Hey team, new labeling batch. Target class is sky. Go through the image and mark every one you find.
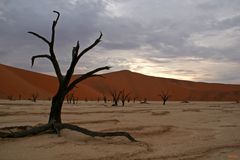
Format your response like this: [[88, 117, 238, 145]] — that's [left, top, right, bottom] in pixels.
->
[[0, 0, 240, 84]]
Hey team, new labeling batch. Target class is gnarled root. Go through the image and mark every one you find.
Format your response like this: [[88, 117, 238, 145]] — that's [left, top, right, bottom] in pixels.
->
[[0, 123, 137, 142], [56, 123, 137, 142], [0, 124, 51, 138]]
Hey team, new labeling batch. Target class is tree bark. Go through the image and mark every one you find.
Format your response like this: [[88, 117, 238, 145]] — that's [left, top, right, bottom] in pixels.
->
[[163, 100, 166, 105], [48, 89, 65, 124]]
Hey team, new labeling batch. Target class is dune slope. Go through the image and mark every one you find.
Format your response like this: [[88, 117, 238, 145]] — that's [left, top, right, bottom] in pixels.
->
[[0, 64, 240, 101]]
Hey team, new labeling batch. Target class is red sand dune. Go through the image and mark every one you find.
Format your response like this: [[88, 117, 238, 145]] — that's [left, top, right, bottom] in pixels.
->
[[0, 63, 240, 101]]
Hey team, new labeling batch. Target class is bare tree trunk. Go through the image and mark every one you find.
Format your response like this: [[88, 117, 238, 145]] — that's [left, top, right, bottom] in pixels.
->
[[48, 84, 66, 124], [48, 94, 64, 124], [163, 100, 166, 105]]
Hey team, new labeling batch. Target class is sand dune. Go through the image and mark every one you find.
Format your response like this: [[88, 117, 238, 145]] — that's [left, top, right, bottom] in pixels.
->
[[1, 63, 240, 101]]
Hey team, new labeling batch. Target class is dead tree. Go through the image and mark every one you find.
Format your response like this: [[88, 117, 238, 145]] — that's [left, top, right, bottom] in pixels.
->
[[66, 93, 77, 104], [120, 90, 130, 106], [7, 95, 13, 101], [140, 98, 148, 104], [31, 93, 38, 102], [97, 97, 100, 103], [133, 96, 138, 103], [159, 90, 171, 105], [127, 97, 131, 103], [110, 89, 122, 106], [103, 95, 107, 103], [0, 11, 136, 142]]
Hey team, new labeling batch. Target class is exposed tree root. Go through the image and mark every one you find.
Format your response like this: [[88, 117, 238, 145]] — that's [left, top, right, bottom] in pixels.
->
[[57, 123, 137, 142], [0, 123, 137, 142], [0, 124, 51, 138]]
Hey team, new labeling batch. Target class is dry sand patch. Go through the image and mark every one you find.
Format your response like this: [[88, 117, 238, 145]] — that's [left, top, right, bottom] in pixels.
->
[[0, 101, 240, 160]]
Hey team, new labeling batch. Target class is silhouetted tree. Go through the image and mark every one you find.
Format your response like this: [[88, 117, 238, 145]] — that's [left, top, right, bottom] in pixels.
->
[[7, 95, 13, 101], [97, 96, 100, 103], [103, 95, 107, 103], [127, 97, 131, 103], [159, 90, 171, 105], [66, 93, 78, 104], [120, 90, 130, 106], [66, 93, 75, 104], [110, 89, 122, 106], [31, 93, 38, 102], [140, 98, 148, 104], [181, 100, 189, 103], [0, 11, 136, 142], [133, 96, 138, 103]]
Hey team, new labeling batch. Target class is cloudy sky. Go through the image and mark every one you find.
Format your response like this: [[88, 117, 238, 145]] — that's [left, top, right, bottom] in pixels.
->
[[0, 0, 240, 84]]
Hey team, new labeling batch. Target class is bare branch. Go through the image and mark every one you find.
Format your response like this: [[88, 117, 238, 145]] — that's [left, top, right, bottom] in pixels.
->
[[72, 41, 80, 59], [66, 66, 110, 94], [28, 32, 50, 45], [31, 54, 52, 67], [28, 11, 63, 82], [91, 74, 105, 79], [65, 33, 103, 85], [77, 32, 102, 60], [51, 11, 60, 45], [53, 11, 60, 22]]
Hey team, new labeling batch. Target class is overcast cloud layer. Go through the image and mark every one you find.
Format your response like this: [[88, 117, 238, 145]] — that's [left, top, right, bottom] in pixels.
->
[[0, 0, 240, 84]]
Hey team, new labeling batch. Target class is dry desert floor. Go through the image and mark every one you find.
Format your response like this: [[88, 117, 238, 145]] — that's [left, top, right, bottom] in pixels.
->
[[0, 100, 240, 160]]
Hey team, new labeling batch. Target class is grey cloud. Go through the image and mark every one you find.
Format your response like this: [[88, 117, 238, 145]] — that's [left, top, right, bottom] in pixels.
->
[[0, 0, 240, 83]]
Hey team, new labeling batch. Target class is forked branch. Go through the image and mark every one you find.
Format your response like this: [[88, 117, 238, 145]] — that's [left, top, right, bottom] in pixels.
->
[[31, 54, 52, 67], [51, 11, 60, 46], [27, 32, 50, 45], [65, 33, 103, 84], [77, 32, 102, 60], [28, 11, 63, 82], [66, 66, 110, 94]]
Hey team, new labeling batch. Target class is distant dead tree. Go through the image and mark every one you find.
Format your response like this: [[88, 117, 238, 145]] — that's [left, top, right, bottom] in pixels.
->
[[140, 98, 148, 104], [110, 89, 122, 106], [0, 11, 136, 142], [181, 100, 189, 103], [159, 90, 171, 105], [120, 90, 130, 106], [103, 95, 107, 103], [133, 96, 138, 103], [68, 93, 78, 104], [31, 93, 38, 102], [233, 90, 240, 103], [97, 96, 100, 103], [7, 95, 13, 101], [66, 93, 73, 104], [127, 97, 131, 103]]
